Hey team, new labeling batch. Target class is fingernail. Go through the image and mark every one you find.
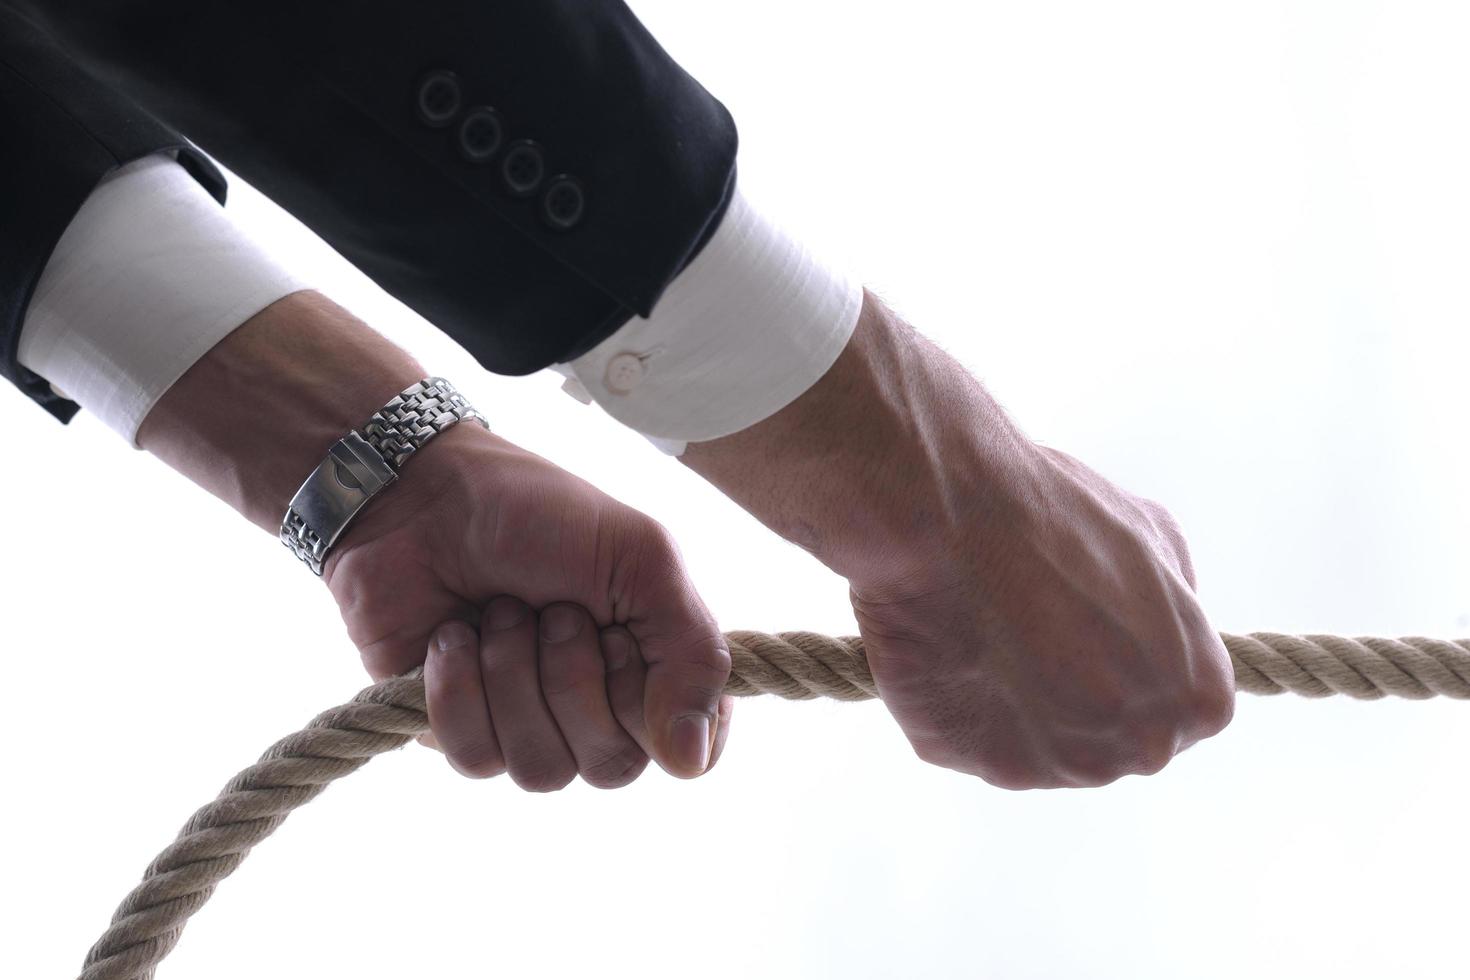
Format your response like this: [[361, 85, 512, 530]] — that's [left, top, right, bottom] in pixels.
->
[[602, 630, 630, 671], [435, 621, 475, 652], [486, 596, 527, 630], [672, 713, 713, 776], [540, 604, 584, 643]]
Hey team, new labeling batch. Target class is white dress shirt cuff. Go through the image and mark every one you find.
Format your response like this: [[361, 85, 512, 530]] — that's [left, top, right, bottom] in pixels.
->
[[19, 154, 858, 460], [552, 180, 863, 456], [17, 153, 312, 448]]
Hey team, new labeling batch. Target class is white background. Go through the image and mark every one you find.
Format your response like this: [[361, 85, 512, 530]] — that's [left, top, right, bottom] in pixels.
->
[[6, 2, 1470, 977]]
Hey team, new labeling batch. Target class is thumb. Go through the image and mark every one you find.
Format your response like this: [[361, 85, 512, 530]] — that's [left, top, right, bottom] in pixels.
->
[[625, 532, 731, 779]]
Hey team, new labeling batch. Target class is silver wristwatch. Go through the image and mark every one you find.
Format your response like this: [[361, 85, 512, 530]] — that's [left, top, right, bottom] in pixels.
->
[[280, 377, 488, 575]]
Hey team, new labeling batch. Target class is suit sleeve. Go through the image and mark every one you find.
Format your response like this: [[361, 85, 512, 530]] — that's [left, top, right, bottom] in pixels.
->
[[0, 3, 227, 422], [0, 0, 739, 423]]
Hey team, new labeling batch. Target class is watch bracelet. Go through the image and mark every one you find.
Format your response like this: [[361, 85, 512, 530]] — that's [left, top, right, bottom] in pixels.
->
[[362, 376, 488, 469], [279, 377, 488, 574]]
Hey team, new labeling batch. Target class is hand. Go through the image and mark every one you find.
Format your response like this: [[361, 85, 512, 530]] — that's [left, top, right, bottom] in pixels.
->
[[846, 438, 1234, 789], [681, 290, 1234, 789], [323, 422, 735, 790], [138, 290, 733, 791]]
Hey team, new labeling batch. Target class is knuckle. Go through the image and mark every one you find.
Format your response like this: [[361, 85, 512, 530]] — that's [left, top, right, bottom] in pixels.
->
[[685, 636, 734, 680], [1175, 641, 1238, 738], [512, 766, 576, 794], [623, 513, 680, 565], [968, 747, 1061, 791], [450, 746, 505, 780], [434, 726, 503, 778], [643, 518, 680, 554], [1192, 678, 1237, 736], [904, 702, 1056, 789], [910, 736, 949, 769], [908, 725, 969, 773], [978, 763, 1046, 791], [1064, 762, 1128, 789], [581, 746, 648, 790], [508, 752, 577, 794], [1140, 496, 1180, 531], [1135, 729, 1179, 776], [641, 625, 732, 692], [1050, 738, 1133, 788], [1057, 724, 1179, 784], [910, 733, 1001, 781]]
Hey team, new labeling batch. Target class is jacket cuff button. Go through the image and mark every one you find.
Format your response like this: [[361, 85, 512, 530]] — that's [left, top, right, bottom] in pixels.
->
[[415, 70, 462, 128], [457, 107, 504, 162], [500, 139, 546, 197], [541, 175, 585, 230]]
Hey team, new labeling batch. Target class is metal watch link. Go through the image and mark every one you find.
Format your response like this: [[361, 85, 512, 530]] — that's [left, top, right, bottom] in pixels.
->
[[280, 377, 488, 575]]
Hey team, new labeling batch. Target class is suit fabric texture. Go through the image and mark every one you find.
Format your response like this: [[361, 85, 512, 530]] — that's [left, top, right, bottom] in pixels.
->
[[0, 0, 739, 423]]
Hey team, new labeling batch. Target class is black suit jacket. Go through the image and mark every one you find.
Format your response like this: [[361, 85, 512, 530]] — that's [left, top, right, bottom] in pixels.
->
[[0, 1, 738, 423]]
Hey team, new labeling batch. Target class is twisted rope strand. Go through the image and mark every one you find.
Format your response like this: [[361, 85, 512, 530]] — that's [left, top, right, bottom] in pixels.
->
[[80, 630, 1470, 979], [1224, 633, 1470, 698]]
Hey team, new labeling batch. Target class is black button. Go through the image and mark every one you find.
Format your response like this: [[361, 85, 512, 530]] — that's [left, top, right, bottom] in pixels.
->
[[457, 107, 504, 162], [415, 70, 461, 128], [500, 139, 546, 197], [541, 176, 586, 231]]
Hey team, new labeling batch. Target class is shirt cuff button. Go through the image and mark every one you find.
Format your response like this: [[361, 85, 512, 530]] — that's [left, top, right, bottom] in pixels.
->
[[604, 353, 646, 395]]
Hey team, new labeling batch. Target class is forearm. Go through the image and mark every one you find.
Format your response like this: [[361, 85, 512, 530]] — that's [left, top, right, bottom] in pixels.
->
[[679, 290, 1039, 582], [135, 290, 428, 533]]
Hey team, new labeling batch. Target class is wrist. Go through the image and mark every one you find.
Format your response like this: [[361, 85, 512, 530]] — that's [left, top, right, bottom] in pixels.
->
[[680, 290, 1038, 582], [317, 417, 500, 584], [137, 290, 429, 532]]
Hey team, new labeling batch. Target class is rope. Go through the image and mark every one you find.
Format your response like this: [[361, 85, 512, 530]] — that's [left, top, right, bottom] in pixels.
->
[[79, 629, 1470, 979]]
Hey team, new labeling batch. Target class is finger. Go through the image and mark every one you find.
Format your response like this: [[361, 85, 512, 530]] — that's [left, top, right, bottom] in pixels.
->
[[479, 596, 578, 793], [424, 621, 505, 779], [627, 533, 731, 779], [600, 631, 734, 776], [538, 603, 648, 790], [417, 731, 442, 752], [707, 694, 735, 772], [602, 625, 649, 750]]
